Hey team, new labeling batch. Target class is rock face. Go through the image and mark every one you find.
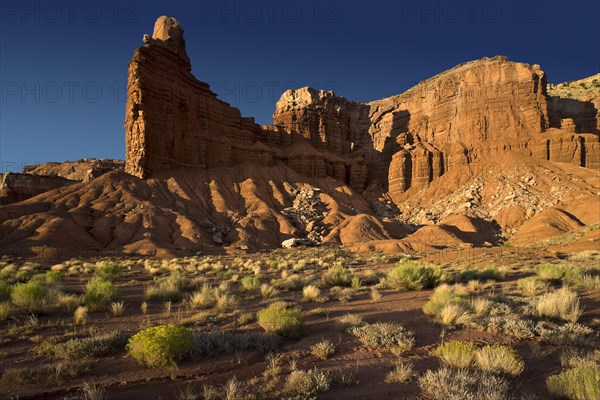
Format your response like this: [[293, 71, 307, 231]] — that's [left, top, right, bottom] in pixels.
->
[[271, 57, 599, 200], [23, 159, 123, 181], [0, 173, 75, 205]]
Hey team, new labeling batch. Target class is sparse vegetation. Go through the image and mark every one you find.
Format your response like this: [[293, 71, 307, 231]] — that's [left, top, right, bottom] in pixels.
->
[[435, 341, 477, 369]]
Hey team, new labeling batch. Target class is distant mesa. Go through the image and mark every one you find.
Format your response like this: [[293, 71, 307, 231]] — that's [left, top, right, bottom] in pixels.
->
[[1, 16, 598, 259]]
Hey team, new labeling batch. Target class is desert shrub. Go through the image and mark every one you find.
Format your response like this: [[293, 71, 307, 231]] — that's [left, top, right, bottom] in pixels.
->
[[321, 266, 353, 287], [273, 274, 306, 291], [387, 261, 442, 290], [517, 277, 548, 296], [84, 277, 118, 311], [284, 368, 331, 400], [0, 302, 12, 321], [11, 279, 53, 312], [351, 276, 362, 290], [257, 302, 303, 338], [310, 340, 335, 360], [349, 322, 414, 354], [0, 360, 91, 387], [423, 284, 470, 318], [435, 341, 477, 369], [535, 263, 572, 282], [336, 314, 363, 331], [475, 345, 525, 376], [457, 266, 502, 283], [0, 281, 10, 301], [94, 261, 121, 280], [539, 322, 594, 346], [385, 361, 414, 383], [537, 287, 581, 322], [31, 270, 62, 287], [419, 367, 510, 400], [546, 367, 600, 400], [330, 286, 353, 302], [240, 276, 261, 291], [35, 331, 129, 360], [127, 325, 193, 368], [561, 349, 600, 369], [188, 331, 277, 359]]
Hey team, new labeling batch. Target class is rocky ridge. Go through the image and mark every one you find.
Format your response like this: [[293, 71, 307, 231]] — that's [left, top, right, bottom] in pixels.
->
[[1, 16, 598, 258]]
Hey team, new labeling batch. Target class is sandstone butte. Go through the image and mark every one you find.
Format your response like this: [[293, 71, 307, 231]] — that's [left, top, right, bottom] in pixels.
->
[[1, 16, 599, 259]]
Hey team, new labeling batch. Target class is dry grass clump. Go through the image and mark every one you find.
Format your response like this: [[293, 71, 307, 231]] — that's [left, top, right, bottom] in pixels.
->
[[536, 287, 582, 323], [73, 306, 88, 325], [302, 285, 324, 303], [0, 301, 12, 321], [435, 341, 477, 369], [385, 361, 414, 383], [260, 284, 278, 299], [187, 284, 216, 309], [110, 301, 125, 316], [517, 277, 549, 296], [330, 286, 353, 303], [310, 340, 335, 360], [475, 345, 525, 377], [214, 291, 238, 314], [423, 284, 472, 326], [370, 287, 382, 302], [240, 276, 261, 292], [419, 367, 510, 400], [434, 342, 524, 377], [349, 322, 414, 354], [561, 349, 600, 369]]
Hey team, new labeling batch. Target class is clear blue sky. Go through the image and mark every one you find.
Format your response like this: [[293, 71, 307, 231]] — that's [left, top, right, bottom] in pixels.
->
[[1, 0, 599, 170]]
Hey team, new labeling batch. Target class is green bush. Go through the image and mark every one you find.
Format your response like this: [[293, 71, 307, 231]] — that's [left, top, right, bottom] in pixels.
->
[[94, 261, 121, 279], [11, 280, 52, 312], [321, 266, 353, 287], [240, 276, 261, 291], [257, 302, 303, 338], [457, 266, 502, 283], [127, 325, 193, 368], [546, 367, 600, 400], [83, 277, 118, 311], [535, 263, 573, 282], [387, 261, 442, 290]]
